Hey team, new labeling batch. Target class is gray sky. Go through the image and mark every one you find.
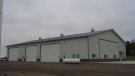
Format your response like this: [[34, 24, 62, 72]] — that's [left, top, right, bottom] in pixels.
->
[[1, 0, 135, 57]]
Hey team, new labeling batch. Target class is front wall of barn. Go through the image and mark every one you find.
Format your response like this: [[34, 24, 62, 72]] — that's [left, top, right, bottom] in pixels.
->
[[88, 31, 126, 60]]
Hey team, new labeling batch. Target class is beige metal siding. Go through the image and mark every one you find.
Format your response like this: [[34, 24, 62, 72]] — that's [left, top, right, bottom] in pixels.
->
[[18, 46, 25, 61], [61, 37, 88, 59]]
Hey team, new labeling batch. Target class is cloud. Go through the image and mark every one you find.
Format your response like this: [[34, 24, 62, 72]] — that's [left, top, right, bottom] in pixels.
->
[[1, 0, 135, 57]]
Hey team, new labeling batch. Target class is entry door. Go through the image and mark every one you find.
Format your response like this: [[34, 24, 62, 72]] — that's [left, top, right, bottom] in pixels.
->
[[41, 44, 60, 62], [26, 46, 37, 61], [8, 48, 19, 61]]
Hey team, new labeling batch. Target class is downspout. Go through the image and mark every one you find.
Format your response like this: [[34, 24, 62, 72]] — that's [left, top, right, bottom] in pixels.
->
[[87, 36, 89, 59], [98, 39, 101, 61]]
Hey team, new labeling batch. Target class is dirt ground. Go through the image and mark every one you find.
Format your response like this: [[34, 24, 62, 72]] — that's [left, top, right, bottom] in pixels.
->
[[0, 61, 135, 76]]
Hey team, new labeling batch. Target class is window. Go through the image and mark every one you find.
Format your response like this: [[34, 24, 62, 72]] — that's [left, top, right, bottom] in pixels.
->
[[72, 54, 74, 58], [104, 54, 108, 58], [113, 55, 116, 58], [123, 55, 125, 58], [92, 54, 96, 58], [63, 54, 65, 59], [72, 54, 79, 58]]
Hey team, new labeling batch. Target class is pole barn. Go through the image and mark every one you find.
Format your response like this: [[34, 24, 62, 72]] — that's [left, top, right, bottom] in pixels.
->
[[7, 29, 126, 62]]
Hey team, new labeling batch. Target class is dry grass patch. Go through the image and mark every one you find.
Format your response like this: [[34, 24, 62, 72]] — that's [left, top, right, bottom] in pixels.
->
[[6, 72, 58, 76]]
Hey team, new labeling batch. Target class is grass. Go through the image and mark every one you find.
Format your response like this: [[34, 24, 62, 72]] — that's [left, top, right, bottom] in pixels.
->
[[127, 55, 135, 61], [18, 72, 56, 76], [7, 72, 57, 76]]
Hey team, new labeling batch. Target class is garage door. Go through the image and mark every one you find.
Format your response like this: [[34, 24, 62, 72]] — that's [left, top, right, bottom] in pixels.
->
[[100, 39, 119, 59], [26, 46, 37, 61], [41, 44, 60, 62], [8, 48, 19, 61]]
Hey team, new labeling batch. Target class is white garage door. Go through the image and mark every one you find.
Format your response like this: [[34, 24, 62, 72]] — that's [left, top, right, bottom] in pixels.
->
[[41, 44, 60, 62], [26, 46, 37, 61], [8, 48, 19, 61], [100, 40, 119, 59]]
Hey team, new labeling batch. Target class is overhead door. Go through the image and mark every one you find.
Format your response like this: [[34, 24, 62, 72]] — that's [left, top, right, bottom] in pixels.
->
[[8, 48, 19, 61], [26, 46, 37, 61], [100, 39, 119, 59], [41, 44, 60, 62]]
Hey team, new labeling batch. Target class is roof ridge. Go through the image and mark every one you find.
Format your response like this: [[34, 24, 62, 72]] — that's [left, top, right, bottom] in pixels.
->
[[7, 29, 113, 47]]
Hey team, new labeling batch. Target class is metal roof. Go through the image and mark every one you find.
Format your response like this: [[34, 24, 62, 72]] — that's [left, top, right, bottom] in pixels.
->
[[7, 29, 125, 47]]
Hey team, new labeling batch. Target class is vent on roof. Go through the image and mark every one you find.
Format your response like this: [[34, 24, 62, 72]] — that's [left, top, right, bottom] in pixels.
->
[[60, 33, 64, 37], [39, 37, 42, 40], [91, 28, 95, 32]]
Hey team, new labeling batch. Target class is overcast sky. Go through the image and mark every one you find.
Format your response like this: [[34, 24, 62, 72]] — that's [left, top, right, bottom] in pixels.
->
[[0, 0, 135, 57]]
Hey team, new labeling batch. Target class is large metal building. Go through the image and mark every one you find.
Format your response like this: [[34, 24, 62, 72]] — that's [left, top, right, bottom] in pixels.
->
[[7, 29, 126, 62]]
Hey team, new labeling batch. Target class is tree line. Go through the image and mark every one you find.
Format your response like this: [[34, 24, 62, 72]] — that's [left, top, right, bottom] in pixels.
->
[[126, 40, 135, 56]]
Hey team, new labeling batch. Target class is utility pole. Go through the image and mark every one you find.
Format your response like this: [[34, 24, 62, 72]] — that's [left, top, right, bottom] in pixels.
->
[[0, 0, 3, 57]]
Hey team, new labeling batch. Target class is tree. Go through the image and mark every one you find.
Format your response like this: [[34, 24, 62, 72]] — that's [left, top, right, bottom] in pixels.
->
[[130, 39, 135, 55], [126, 39, 135, 56], [126, 41, 131, 56]]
